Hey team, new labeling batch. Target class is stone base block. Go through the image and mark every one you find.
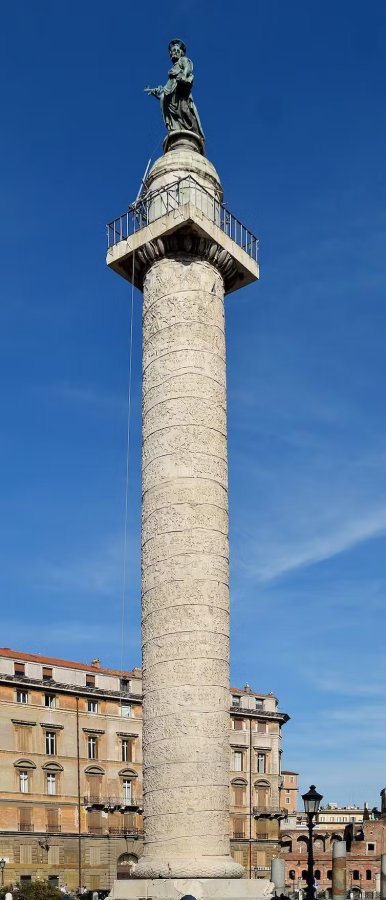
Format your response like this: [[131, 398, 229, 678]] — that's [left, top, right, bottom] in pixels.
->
[[108, 877, 274, 900]]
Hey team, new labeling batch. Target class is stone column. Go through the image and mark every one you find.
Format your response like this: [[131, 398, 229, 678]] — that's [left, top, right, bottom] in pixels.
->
[[332, 841, 346, 900], [136, 246, 240, 879], [106, 141, 259, 893]]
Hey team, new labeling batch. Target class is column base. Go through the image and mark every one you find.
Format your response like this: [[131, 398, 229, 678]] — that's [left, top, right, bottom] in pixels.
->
[[108, 877, 274, 900]]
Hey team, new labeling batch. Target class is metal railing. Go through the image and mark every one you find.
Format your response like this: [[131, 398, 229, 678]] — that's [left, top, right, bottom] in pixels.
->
[[253, 806, 287, 817], [108, 827, 144, 838], [46, 825, 61, 832], [19, 824, 34, 832], [84, 794, 142, 809], [107, 176, 258, 265]]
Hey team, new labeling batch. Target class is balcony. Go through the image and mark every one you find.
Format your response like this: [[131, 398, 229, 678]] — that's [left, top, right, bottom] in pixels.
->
[[88, 826, 104, 835], [253, 806, 288, 820], [232, 832, 246, 840], [107, 176, 258, 265], [108, 827, 144, 839], [46, 825, 61, 832], [19, 824, 34, 832], [84, 795, 143, 812]]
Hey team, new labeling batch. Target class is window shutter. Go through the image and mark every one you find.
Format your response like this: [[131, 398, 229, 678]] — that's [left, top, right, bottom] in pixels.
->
[[48, 846, 59, 865], [47, 808, 59, 829]]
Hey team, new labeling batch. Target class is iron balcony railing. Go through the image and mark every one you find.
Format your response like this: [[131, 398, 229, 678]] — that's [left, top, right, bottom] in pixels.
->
[[108, 827, 144, 838], [84, 794, 142, 810], [107, 176, 259, 265]]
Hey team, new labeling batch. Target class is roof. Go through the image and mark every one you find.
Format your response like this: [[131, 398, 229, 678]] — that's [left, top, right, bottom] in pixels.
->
[[282, 770, 299, 775], [0, 648, 138, 678], [230, 685, 277, 700]]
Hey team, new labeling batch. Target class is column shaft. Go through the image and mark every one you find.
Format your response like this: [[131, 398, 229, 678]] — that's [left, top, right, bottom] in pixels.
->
[[136, 255, 242, 879]]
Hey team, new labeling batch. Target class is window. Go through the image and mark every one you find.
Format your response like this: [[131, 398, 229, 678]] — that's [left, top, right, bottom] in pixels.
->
[[88, 700, 98, 713], [327, 871, 332, 880], [90, 847, 101, 866], [233, 751, 243, 772], [45, 731, 56, 755], [233, 718, 243, 731], [48, 847, 59, 865], [88, 736, 97, 759], [19, 808, 32, 832], [17, 690, 28, 704], [121, 739, 133, 763], [15, 725, 32, 752], [367, 843, 375, 851], [45, 694, 56, 708], [302, 871, 308, 881], [121, 704, 132, 718], [19, 771, 29, 793], [122, 778, 132, 803], [86, 674, 95, 687], [353, 871, 360, 881], [88, 810, 102, 834], [47, 808, 60, 832], [42, 666, 53, 681], [20, 846, 33, 864], [255, 698, 263, 709], [15, 662, 25, 675], [233, 784, 246, 806], [257, 720, 266, 733], [257, 753, 266, 774], [289, 871, 296, 881], [366, 871, 372, 881], [314, 871, 321, 880], [120, 678, 130, 692], [232, 695, 241, 707], [286, 797, 290, 804], [47, 773, 56, 795]]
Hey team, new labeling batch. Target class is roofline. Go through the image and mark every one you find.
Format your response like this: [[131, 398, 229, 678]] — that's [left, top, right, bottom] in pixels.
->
[[0, 648, 138, 679]]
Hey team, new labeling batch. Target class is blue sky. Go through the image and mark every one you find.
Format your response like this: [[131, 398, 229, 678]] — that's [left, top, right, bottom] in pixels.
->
[[1, 1, 386, 808]]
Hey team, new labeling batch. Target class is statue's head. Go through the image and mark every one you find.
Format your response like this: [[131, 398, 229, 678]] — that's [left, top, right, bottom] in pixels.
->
[[169, 39, 186, 61]]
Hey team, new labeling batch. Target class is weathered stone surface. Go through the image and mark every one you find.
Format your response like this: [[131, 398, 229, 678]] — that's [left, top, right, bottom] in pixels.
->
[[139, 165, 238, 876], [109, 878, 273, 899]]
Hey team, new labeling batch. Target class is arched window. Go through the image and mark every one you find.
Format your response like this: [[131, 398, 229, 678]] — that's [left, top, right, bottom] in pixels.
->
[[302, 870, 308, 881], [254, 780, 270, 810], [289, 870, 296, 881], [366, 870, 372, 881], [119, 768, 138, 807], [20, 770, 29, 793], [122, 778, 132, 803], [117, 853, 138, 880], [231, 778, 247, 807], [327, 870, 332, 880], [314, 870, 321, 880], [352, 870, 360, 881]]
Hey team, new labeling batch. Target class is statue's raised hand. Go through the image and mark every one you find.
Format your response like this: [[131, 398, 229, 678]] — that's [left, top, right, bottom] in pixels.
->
[[144, 85, 163, 99]]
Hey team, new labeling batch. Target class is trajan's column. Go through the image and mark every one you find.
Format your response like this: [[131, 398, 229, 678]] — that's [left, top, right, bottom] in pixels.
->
[[107, 40, 267, 900]]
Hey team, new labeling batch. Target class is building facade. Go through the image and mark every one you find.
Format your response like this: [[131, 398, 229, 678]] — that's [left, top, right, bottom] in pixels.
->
[[0, 649, 289, 888], [280, 806, 384, 894]]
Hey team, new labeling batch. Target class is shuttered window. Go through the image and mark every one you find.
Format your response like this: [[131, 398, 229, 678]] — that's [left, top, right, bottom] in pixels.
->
[[20, 845, 33, 864]]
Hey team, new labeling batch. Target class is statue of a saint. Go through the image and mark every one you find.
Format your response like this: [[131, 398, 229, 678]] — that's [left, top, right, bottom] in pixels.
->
[[145, 39, 205, 141]]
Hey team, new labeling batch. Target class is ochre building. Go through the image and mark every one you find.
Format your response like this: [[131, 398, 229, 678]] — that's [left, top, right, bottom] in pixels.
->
[[0, 648, 289, 889]]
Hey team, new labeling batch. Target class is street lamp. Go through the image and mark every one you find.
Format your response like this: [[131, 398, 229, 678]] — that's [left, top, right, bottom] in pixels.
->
[[0, 858, 6, 886], [302, 785, 323, 900]]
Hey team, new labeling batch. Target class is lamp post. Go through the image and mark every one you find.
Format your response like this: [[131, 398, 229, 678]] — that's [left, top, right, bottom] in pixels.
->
[[0, 858, 6, 886], [302, 785, 323, 900]]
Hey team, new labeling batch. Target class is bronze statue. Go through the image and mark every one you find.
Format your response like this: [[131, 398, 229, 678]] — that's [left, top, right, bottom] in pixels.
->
[[145, 39, 205, 141]]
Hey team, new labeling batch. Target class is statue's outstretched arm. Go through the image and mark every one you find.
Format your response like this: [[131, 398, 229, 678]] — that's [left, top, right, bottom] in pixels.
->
[[144, 85, 163, 99]]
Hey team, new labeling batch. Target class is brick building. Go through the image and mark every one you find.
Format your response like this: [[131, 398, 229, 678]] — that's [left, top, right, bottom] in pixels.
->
[[280, 805, 384, 894], [0, 648, 290, 889]]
